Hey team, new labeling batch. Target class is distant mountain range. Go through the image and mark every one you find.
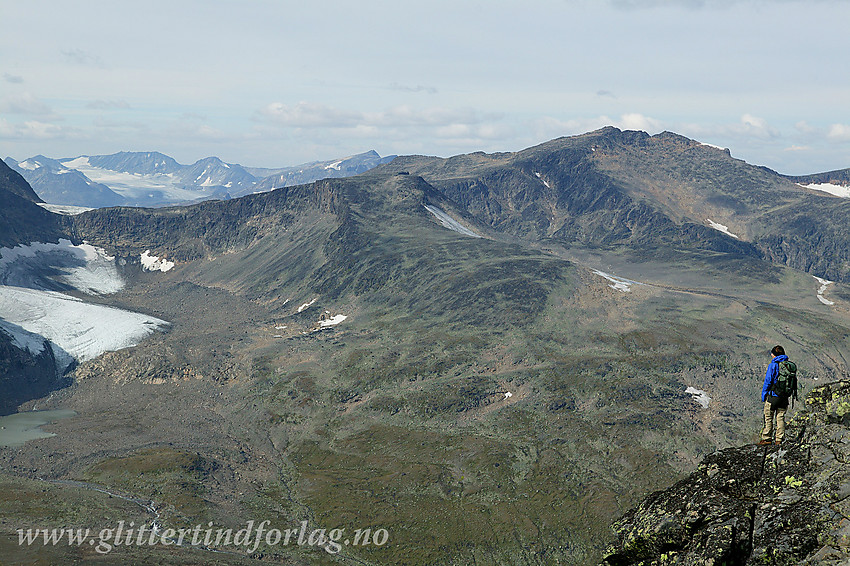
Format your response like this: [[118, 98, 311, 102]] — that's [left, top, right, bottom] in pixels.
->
[[4, 149, 395, 208]]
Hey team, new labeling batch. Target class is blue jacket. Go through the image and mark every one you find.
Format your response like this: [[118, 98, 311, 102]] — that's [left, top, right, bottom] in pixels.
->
[[762, 354, 788, 401]]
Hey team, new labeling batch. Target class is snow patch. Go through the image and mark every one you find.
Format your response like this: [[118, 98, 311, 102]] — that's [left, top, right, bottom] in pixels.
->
[[706, 219, 739, 239], [18, 160, 41, 170], [324, 160, 343, 171], [423, 204, 481, 238], [534, 172, 551, 189], [36, 203, 94, 216], [685, 387, 711, 408], [700, 143, 727, 150], [815, 276, 834, 306], [592, 270, 642, 293], [140, 251, 174, 272], [0, 239, 123, 295], [297, 297, 317, 313], [801, 182, 850, 198], [504, 391, 513, 399], [275, 325, 287, 330], [319, 314, 347, 327]]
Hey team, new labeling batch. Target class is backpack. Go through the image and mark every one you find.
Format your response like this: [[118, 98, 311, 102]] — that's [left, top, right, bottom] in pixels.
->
[[772, 360, 798, 405]]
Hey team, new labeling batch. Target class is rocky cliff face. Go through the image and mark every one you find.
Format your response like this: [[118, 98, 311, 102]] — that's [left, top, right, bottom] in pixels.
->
[[0, 331, 63, 416], [601, 380, 850, 566], [0, 160, 63, 248], [0, 158, 43, 203]]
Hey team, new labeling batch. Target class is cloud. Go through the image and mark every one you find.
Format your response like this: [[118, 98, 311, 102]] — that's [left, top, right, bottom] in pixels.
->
[[739, 113, 779, 138], [253, 101, 512, 156], [0, 118, 66, 140], [366, 106, 498, 128], [0, 93, 55, 116], [258, 102, 501, 133], [784, 145, 810, 152], [533, 113, 664, 140], [794, 121, 819, 135], [596, 90, 617, 98], [3, 73, 23, 84], [608, 0, 804, 9], [618, 113, 664, 132], [86, 99, 131, 110], [827, 123, 850, 141], [61, 48, 105, 68], [168, 122, 226, 140], [387, 83, 438, 94], [259, 102, 362, 128]]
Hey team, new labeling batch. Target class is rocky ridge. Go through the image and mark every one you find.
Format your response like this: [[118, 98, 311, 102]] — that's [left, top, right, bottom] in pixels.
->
[[601, 380, 850, 566]]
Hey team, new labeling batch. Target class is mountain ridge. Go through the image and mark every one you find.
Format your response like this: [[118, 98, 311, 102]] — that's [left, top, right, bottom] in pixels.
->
[[376, 127, 850, 282], [6, 149, 396, 208]]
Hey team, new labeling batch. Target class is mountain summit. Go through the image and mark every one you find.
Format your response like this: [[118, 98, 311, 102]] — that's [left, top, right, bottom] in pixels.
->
[[379, 127, 850, 282]]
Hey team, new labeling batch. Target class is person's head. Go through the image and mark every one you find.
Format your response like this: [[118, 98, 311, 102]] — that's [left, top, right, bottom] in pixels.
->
[[771, 345, 785, 357]]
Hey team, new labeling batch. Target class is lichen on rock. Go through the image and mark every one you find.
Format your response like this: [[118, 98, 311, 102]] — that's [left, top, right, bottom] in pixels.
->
[[601, 380, 850, 566]]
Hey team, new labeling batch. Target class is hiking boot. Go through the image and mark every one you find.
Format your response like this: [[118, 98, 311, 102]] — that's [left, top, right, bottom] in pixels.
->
[[775, 440, 782, 445]]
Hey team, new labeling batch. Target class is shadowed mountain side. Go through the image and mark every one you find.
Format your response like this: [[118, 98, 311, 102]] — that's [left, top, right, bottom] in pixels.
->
[[750, 196, 850, 282], [0, 161, 63, 248], [0, 158, 42, 203], [376, 127, 850, 282], [65, 179, 346, 262], [0, 327, 66, 416]]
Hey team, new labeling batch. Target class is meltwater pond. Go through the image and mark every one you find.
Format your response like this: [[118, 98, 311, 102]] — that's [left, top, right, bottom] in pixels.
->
[[0, 409, 76, 447]]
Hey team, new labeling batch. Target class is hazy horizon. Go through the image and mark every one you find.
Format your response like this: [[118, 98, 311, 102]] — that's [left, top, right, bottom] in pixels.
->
[[2, 0, 849, 175]]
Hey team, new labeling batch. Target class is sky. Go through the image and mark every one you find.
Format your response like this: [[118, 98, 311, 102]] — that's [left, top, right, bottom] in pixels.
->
[[1, 0, 848, 175]]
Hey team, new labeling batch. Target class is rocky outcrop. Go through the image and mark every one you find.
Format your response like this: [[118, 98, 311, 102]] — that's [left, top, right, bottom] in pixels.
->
[[0, 160, 63, 247], [0, 158, 42, 203], [789, 168, 850, 187], [0, 330, 65, 416], [601, 381, 850, 565]]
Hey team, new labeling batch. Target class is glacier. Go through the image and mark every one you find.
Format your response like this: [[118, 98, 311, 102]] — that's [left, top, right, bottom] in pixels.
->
[[0, 240, 169, 372]]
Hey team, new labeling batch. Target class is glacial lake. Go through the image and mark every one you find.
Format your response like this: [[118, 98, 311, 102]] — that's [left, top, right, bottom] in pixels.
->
[[0, 409, 77, 447]]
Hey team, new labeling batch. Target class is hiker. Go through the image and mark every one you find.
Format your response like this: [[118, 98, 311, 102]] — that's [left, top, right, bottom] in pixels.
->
[[759, 345, 797, 445]]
